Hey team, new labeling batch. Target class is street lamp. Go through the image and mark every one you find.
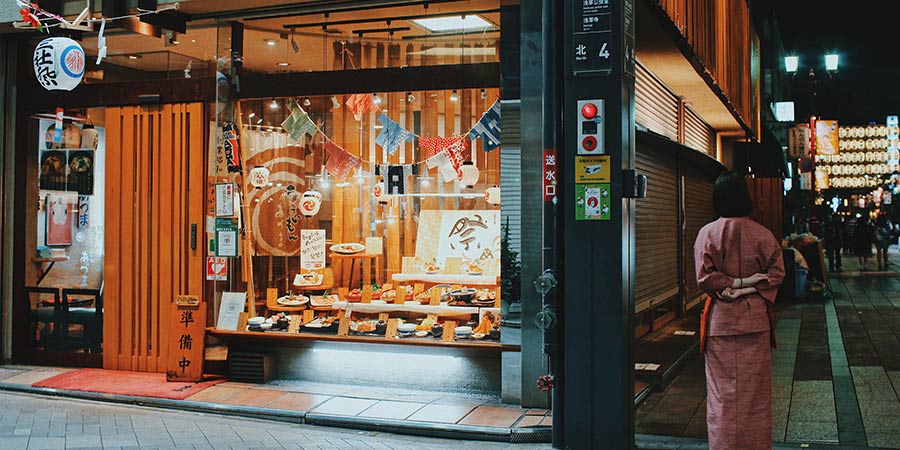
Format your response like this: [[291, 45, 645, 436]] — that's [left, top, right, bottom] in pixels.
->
[[825, 54, 839, 72], [785, 55, 799, 74]]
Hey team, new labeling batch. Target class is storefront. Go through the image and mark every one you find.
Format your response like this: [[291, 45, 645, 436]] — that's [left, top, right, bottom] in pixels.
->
[[5, 0, 544, 406]]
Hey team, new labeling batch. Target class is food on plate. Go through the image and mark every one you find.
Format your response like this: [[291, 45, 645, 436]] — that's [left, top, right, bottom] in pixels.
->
[[330, 243, 365, 254], [277, 293, 308, 306], [422, 260, 442, 274], [448, 288, 477, 305], [414, 285, 452, 304], [303, 316, 337, 329], [309, 294, 338, 308], [464, 261, 484, 275], [351, 320, 378, 333], [69, 155, 92, 173], [294, 272, 323, 286], [473, 313, 494, 335], [41, 154, 66, 176], [470, 288, 498, 306], [416, 318, 436, 331], [346, 286, 382, 302]]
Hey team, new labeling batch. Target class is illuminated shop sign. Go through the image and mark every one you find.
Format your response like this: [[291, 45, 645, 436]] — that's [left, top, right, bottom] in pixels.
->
[[818, 125, 900, 189]]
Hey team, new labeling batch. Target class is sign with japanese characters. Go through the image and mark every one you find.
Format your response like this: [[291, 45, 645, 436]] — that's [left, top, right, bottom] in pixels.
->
[[206, 257, 227, 281], [166, 298, 205, 382], [215, 183, 235, 217], [415, 210, 501, 271], [215, 218, 239, 257], [572, 0, 612, 74], [544, 149, 558, 201], [300, 229, 326, 270], [575, 155, 611, 183], [575, 183, 611, 220]]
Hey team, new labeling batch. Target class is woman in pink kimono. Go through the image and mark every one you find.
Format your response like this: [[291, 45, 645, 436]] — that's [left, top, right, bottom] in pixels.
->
[[694, 171, 785, 450]]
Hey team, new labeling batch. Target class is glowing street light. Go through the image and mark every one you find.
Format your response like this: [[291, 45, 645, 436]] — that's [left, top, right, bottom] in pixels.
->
[[785, 55, 799, 74], [825, 54, 839, 72]]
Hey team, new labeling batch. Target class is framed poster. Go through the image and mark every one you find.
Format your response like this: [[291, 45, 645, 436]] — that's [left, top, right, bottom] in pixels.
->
[[67, 150, 94, 195], [216, 292, 246, 331], [215, 218, 239, 257], [39, 150, 68, 191], [46, 191, 77, 246]]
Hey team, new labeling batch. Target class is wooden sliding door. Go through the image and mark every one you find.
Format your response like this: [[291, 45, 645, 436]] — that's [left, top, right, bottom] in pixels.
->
[[103, 103, 205, 372]]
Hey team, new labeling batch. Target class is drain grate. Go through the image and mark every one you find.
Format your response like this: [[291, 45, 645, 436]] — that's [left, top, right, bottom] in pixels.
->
[[510, 428, 552, 443], [229, 352, 275, 383]]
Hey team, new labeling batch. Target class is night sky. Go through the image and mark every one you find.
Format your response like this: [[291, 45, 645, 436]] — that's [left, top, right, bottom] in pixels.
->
[[774, 2, 900, 126]]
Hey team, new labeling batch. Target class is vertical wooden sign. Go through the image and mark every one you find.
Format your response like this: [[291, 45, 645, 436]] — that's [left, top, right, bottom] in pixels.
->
[[166, 297, 206, 382]]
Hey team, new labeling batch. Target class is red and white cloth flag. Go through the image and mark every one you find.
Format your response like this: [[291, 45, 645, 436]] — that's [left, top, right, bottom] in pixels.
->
[[324, 141, 361, 180], [420, 136, 467, 181], [345, 94, 380, 121]]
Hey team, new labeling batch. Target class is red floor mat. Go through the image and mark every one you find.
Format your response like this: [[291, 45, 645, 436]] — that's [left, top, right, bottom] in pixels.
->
[[32, 368, 224, 400]]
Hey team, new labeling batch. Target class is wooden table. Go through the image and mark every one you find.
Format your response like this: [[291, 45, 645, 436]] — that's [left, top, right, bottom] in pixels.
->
[[331, 252, 381, 288]]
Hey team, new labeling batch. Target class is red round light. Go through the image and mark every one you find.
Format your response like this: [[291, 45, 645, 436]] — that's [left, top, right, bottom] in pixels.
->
[[581, 103, 598, 119]]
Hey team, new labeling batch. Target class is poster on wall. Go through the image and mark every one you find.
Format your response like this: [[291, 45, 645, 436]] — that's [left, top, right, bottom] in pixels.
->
[[46, 191, 77, 246], [67, 150, 94, 195], [216, 292, 246, 331], [215, 183, 235, 217], [815, 120, 839, 155], [300, 229, 326, 270], [416, 210, 501, 270], [40, 150, 68, 190]]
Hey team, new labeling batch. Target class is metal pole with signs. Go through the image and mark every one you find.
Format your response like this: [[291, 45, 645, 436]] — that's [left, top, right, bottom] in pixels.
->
[[557, 0, 637, 448]]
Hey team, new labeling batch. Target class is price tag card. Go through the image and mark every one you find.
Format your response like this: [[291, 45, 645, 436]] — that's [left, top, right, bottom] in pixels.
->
[[394, 287, 406, 305], [385, 318, 399, 338], [430, 288, 442, 306], [337, 316, 351, 336], [237, 312, 249, 331], [444, 257, 462, 274], [302, 310, 314, 324], [442, 320, 457, 342], [288, 316, 302, 333], [361, 285, 373, 303], [494, 286, 502, 308], [378, 312, 390, 322], [267, 288, 278, 306]]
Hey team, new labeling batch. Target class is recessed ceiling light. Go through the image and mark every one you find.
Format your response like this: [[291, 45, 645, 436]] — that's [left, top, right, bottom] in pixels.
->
[[276, 62, 290, 66], [128, 55, 141, 60], [265, 39, 278, 47], [411, 15, 493, 32], [171, 40, 180, 45], [191, 39, 197, 43]]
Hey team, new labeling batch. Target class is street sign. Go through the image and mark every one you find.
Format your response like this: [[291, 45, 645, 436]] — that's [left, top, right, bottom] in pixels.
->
[[572, 0, 613, 74]]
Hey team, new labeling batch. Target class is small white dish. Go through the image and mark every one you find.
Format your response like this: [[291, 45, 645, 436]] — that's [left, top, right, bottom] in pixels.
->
[[259, 322, 273, 330], [415, 330, 428, 338], [248, 316, 266, 326], [398, 323, 417, 333]]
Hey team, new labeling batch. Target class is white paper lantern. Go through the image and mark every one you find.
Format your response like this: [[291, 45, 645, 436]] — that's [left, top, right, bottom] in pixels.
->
[[247, 166, 270, 188], [372, 182, 387, 202], [80, 124, 99, 150], [485, 186, 501, 205], [459, 161, 480, 187], [299, 190, 322, 216], [33, 37, 85, 91]]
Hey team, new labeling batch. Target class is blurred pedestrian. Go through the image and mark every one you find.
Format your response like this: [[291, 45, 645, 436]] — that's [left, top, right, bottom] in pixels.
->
[[695, 171, 784, 450], [824, 214, 844, 272], [855, 216, 874, 271], [874, 215, 892, 271]]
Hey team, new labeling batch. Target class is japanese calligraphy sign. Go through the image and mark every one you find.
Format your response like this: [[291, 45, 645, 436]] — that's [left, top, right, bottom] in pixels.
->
[[33, 37, 85, 91], [215, 183, 235, 217], [166, 298, 206, 382], [544, 149, 558, 201], [300, 229, 326, 270], [415, 210, 501, 270]]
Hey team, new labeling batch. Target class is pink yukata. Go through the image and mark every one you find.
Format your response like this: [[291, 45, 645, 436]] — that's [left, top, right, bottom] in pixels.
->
[[694, 217, 785, 450]]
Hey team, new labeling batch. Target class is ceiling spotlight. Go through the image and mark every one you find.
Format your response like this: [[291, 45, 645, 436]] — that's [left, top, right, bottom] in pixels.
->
[[406, 92, 416, 102], [303, 97, 312, 107], [290, 29, 300, 54], [270, 99, 279, 110], [128, 54, 141, 60], [480, 88, 487, 99], [373, 93, 383, 105], [248, 112, 256, 119], [276, 61, 290, 67], [257, 118, 264, 124], [331, 96, 341, 109], [265, 39, 278, 47], [450, 90, 459, 102]]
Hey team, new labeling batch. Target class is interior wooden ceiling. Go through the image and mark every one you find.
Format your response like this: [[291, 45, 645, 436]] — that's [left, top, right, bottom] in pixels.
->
[[80, 0, 500, 73]]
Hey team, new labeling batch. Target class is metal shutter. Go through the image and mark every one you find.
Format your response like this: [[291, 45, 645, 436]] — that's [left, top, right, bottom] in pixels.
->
[[684, 105, 717, 158], [682, 169, 717, 311], [635, 62, 679, 141], [500, 100, 521, 253], [635, 144, 679, 314]]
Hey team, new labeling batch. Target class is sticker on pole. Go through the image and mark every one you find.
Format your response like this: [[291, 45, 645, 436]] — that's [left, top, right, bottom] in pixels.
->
[[575, 184, 610, 221], [206, 257, 227, 281], [575, 155, 610, 183]]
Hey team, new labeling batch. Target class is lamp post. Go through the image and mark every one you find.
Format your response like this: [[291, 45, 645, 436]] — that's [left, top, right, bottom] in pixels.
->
[[785, 53, 839, 226]]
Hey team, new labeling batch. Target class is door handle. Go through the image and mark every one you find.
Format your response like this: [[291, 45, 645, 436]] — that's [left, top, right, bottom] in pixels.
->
[[190, 224, 197, 250]]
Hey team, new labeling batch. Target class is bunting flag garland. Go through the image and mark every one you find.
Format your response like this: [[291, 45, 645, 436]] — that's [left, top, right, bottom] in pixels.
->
[[421, 136, 467, 181], [281, 103, 319, 141], [324, 141, 361, 179], [469, 100, 501, 151], [345, 94, 380, 121], [376, 164, 415, 195], [375, 114, 414, 155]]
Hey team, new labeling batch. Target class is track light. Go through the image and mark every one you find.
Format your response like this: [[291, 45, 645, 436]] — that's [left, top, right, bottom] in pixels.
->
[[270, 99, 279, 110], [303, 97, 312, 107], [407, 92, 416, 102], [373, 93, 383, 105], [481, 88, 487, 99], [331, 96, 341, 109], [450, 90, 459, 102]]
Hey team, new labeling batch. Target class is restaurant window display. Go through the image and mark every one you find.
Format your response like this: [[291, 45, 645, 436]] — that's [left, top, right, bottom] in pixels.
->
[[23, 110, 106, 359]]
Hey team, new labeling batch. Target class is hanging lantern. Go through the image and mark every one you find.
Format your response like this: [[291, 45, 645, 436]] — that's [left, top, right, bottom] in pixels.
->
[[300, 190, 322, 216], [485, 186, 501, 205], [80, 124, 99, 150], [372, 181, 387, 202], [33, 37, 85, 91], [459, 161, 480, 187], [247, 166, 271, 188]]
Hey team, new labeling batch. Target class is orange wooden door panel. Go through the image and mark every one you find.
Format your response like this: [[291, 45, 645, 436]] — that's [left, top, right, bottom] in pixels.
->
[[103, 103, 205, 372]]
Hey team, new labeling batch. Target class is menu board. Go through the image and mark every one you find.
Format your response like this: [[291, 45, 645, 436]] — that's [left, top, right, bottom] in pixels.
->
[[300, 229, 326, 269]]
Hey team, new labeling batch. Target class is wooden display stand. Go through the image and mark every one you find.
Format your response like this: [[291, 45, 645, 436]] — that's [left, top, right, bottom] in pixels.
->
[[166, 298, 206, 382]]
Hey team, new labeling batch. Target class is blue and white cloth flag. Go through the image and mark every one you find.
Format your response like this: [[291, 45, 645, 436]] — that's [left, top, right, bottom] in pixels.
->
[[469, 100, 501, 151], [375, 114, 414, 155]]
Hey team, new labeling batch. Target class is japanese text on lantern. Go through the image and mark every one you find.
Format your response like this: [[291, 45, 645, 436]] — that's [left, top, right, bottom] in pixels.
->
[[166, 297, 206, 382]]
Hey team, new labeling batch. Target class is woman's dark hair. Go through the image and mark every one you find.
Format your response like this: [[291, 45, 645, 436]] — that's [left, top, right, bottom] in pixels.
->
[[713, 171, 753, 218]]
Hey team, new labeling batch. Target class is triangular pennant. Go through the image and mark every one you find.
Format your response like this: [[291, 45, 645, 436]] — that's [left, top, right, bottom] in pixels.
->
[[469, 100, 501, 151], [375, 114, 414, 155]]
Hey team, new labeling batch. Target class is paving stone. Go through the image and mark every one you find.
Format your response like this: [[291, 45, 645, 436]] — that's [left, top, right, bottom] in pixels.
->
[[785, 420, 839, 443]]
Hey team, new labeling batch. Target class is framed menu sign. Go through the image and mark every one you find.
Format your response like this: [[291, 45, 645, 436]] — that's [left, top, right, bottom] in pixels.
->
[[300, 229, 326, 270]]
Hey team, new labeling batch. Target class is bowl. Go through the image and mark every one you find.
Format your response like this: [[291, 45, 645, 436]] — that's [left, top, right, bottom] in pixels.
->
[[449, 288, 476, 304], [259, 322, 273, 330], [415, 330, 429, 338], [248, 316, 266, 326], [398, 323, 417, 333], [471, 333, 486, 340], [454, 326, 473, 336], [431, 324, 444, 337]]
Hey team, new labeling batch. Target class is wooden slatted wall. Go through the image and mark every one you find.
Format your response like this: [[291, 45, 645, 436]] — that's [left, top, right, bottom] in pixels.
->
[[682, 169, 717, 311], [103, 103, 205, 372], [746, 177, 783, 240]]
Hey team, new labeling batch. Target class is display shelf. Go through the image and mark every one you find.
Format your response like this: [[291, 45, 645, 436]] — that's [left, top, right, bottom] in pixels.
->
[[332, 301, 480, 315], [391, 273, 499, 285], [207, 327, 519, 351]]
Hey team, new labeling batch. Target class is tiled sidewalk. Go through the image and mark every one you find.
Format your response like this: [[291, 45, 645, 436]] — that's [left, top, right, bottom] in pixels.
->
[[635, 276, 900, 448], [0, 366, 550, 443]]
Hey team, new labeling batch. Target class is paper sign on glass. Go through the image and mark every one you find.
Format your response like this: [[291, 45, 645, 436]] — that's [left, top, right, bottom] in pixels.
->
[[216, 292, 246, 331], [300, 229, 326, 269], [215, 183, 235, 217]]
